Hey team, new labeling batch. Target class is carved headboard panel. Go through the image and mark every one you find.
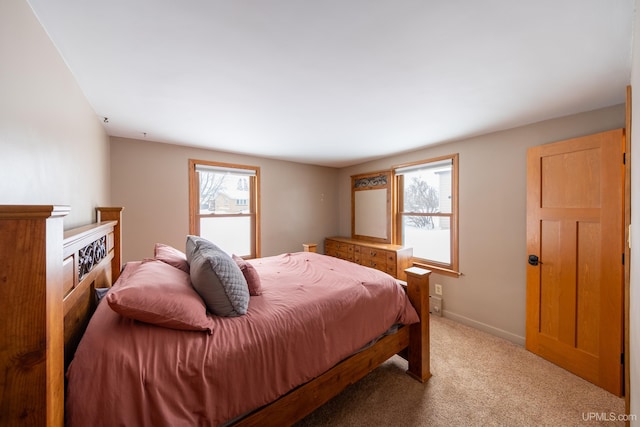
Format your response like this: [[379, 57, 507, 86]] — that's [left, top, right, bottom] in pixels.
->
[[62, 207, 122, 369]]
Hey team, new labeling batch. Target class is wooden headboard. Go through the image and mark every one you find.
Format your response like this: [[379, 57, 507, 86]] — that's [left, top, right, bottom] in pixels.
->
[[0, 206, 123, 427]]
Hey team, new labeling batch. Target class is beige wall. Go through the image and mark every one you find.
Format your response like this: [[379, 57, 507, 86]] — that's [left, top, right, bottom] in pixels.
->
[[629, 1, 639, 422], [339, 105, 625, 344], [110, 137, 339, 262], [0, 0, 110, 228]]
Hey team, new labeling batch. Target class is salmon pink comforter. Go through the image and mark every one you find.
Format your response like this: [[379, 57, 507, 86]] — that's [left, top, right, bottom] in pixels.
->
[[65, 252, 418, 426]]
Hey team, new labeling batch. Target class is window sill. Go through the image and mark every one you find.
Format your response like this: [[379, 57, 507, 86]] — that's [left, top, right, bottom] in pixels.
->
[[412, 261, 462, 278]]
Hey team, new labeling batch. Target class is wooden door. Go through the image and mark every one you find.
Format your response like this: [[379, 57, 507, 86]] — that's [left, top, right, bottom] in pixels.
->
[[526, 129, 624, 396]]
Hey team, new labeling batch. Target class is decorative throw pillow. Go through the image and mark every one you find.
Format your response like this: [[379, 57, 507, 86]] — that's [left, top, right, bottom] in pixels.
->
[[154, 243, 189, 273], [232, 254, 263, 296], [106, 259, 214, 333], [186, 235, 250, 317]]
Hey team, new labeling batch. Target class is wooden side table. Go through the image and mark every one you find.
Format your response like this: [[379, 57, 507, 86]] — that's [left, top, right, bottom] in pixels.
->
[[302, 243, 317, 253]]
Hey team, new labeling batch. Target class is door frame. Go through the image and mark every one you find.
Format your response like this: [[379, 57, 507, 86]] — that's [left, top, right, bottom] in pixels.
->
[[624, 85, 631, 416]]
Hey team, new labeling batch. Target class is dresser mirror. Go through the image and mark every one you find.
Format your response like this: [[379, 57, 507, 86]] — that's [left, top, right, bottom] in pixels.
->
[[351, 171, 392, 243]]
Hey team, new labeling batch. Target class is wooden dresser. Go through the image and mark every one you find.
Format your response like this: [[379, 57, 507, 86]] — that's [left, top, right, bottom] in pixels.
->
[[325, 237, 413, 281]]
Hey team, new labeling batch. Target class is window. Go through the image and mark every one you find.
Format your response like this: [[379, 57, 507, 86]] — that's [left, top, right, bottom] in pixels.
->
[[189, 160, 260, 258], [394, 154, 459, 275]]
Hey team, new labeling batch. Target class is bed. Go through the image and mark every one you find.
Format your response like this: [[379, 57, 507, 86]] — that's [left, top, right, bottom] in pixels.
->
[[0, 205, 431, 427]]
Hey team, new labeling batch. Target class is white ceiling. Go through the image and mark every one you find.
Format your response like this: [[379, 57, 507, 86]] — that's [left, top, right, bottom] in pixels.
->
[[27, 0, 633, 167]]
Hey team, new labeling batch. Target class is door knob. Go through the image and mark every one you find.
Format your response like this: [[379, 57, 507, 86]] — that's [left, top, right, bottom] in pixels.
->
[[528, 255, 540, 266]]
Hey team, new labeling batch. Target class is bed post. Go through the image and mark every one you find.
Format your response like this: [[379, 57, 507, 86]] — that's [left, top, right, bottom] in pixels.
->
[[405, 266, 432, 382], [0, 205, 70, 427], [96, 207, 123, 282]]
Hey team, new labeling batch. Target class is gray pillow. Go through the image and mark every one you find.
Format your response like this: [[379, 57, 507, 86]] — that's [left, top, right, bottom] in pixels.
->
[[186, 235, 250, 317]]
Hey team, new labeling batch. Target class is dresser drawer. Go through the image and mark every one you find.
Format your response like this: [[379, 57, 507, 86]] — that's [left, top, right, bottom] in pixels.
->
[[336, 242, 354, 254], [326, 239, 354, 260], [385, 251, 397, 264], [361, 247, 382, 258], [337, 250, 354, 261], [385, 251, 397, 276], [361, 252, 386, 270], [325, 240, 339, 257]]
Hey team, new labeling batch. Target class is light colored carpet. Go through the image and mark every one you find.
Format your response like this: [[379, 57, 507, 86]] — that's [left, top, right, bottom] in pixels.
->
[[296, 316, 625, 427]]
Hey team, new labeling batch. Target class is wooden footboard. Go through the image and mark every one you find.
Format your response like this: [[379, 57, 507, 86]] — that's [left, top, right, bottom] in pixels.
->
[[0, 206, 122, 427], [234, 267, 431, 426]]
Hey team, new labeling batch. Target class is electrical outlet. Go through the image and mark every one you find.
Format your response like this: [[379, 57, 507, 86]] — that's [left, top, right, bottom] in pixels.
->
[[430, 296, 442, 317], [435, 284, 443, 295]]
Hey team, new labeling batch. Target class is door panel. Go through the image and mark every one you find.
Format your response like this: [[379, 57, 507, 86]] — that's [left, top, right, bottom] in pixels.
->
[[539, 220, 562, 339], [576, 221, 601, 356], [526, 129, 623, 396], [541, 147, 600, 208]]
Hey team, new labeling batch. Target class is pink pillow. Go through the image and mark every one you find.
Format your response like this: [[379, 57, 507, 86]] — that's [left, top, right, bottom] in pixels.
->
[[107, 259, 213, 333], [232, 254, 263, 296], [154, 243, 189, 273]]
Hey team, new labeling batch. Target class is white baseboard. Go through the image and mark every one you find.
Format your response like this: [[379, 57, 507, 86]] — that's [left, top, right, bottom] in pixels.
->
[[441, 310, 526, 347]]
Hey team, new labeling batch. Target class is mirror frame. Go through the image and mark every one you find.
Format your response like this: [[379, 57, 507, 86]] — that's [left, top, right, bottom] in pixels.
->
[[351, 170, 392, 243]]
